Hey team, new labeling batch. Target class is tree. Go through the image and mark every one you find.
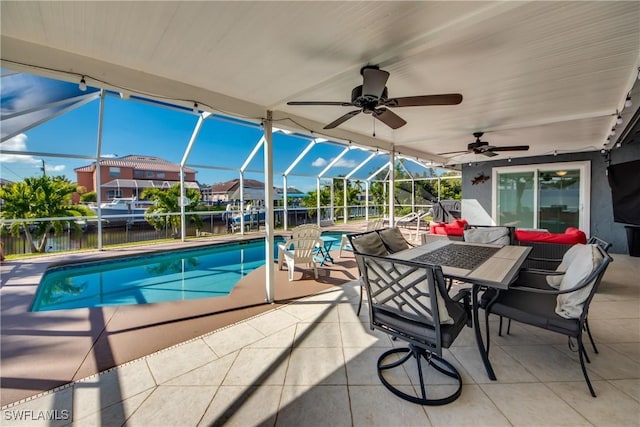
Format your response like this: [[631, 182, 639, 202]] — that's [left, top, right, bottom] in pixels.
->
[[0, 176, 94, 253], [142, 184, 202, 236], [80, 191, 97, 203]]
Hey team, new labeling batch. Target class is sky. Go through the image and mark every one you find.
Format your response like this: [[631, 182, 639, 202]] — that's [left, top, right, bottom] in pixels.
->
[[0, 72, 439, 192]]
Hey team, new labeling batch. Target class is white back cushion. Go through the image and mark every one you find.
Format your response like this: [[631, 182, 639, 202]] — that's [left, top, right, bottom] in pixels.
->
[[546, 243, 583, 288], [463, 227, 510, 246], [555, 244, 603, 319]]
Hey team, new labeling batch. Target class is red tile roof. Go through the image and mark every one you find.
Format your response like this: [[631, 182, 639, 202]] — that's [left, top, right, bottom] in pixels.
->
[[74, 155, 196, 173]]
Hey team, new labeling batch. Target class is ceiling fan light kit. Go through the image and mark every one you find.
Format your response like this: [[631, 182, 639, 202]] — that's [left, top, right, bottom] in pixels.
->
[[287, 65, 462, 130]]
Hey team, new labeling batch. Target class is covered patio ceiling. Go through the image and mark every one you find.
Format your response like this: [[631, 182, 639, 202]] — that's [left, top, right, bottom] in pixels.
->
[[1, 1, 639, 166]]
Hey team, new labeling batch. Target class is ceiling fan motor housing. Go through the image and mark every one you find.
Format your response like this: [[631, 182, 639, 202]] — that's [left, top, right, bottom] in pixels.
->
[[351, 85, 388, 110]]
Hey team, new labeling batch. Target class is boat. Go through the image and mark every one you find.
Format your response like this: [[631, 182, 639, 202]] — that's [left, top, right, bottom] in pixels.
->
[[89, 197, 154, 221]]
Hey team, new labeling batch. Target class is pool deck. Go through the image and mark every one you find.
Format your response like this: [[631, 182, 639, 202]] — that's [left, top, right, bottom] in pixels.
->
[[0, 226, 364, 407], [1, 227, 638, 426]]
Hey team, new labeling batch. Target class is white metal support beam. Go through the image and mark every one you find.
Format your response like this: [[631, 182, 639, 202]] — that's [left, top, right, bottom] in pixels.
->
[[397, 160, 415, 212], [317, 145, 350, 226], [316, 177, 321, 227], [264, 112, 275, 303], [283, 138, 317, 230], [389, 149, 395, 225], [95, 90, 105, 250], [180, 112, 210, 241], [345, 151, 378, 223]]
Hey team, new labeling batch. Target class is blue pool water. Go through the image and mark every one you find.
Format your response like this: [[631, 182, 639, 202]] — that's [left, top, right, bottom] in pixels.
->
[[31, 233, 344, 312]]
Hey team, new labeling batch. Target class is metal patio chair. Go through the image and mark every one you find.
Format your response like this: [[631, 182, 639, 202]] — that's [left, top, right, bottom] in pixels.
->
[[356, 252, 470, 405]]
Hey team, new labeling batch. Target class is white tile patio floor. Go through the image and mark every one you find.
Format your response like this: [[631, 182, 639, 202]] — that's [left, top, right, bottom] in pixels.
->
[[2, 254, 639, 427]]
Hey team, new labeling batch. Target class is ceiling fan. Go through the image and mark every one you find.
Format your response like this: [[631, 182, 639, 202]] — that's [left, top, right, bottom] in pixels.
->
[[439, 132, 530, 158], [286, 65, 463, 130]]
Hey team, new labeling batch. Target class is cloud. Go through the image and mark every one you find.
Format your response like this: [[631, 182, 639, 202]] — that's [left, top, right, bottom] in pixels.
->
[[312, 157, 327, 167], [334, 158, 358, 168], [0, 134, 39, 165], [0, 133, 66, 174], [311, 157, 358, 169]]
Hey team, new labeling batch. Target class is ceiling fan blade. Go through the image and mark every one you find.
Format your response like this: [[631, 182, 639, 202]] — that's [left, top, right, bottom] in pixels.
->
[[373, 108, 407, 129], [437, 150, 471, 156], [287, 101, 354, 106], [362, 68, 390, 99], [489, 145, 530, 152], [323, 110, 361, 129], [385, 93, 463, 107]]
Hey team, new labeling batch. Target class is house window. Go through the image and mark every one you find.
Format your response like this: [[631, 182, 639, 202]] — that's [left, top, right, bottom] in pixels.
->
[[106, 189, 122, 200], [109, 167, 121, 178], [146, 171, 154, 178], [134, 170, 143, 178], [492, 161, 590, 232], [156, 172, 165, 179]]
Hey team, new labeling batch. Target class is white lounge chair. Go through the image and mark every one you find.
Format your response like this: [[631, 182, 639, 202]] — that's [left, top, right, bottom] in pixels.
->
[[277, 224, 323, 281]]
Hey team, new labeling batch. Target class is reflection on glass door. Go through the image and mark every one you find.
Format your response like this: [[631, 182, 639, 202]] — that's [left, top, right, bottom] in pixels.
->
[[538, 169, 580, 233], [493, 161, 589, 232], [497, 171, 535, 228]]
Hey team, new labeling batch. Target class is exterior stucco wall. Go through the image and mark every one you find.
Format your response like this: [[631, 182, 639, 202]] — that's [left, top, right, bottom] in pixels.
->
[[461, 142, 640, 254]]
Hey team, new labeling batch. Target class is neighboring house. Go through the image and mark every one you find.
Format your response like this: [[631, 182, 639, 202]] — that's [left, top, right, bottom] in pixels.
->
[[75, 155, 199, 202]]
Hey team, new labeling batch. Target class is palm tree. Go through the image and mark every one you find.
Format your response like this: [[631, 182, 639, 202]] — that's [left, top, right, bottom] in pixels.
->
[[142, 184, 202, 236], [0, 175, 94, 253]]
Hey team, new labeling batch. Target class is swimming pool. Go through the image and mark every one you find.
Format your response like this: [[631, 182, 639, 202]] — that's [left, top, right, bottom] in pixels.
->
[[31, 233, 344, 312]]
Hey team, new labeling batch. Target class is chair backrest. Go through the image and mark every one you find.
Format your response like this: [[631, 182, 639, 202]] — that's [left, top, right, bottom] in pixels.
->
[[555, 244, 612, 320], [356, 253, 449, 353], [463, 226, 514, 245], [348, 230, 390, 257], [291, 224, 322, 239], [377, 227, 411, 253], [282, 237, 323, 262], [587, 236, 612, 253]]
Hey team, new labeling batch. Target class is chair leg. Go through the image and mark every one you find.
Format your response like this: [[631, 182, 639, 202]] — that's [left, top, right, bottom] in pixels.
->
[[498, 316, 503, 337], [377, 345, 462, 406], [506, 319, 512, 335], [584, 318, 599, 354], [285, 258, 295, 281], [356, 281, 363, 316], [577, 334, 597, 397]]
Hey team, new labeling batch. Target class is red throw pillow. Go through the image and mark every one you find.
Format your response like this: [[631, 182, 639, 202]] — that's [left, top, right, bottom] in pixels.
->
[[515, 228, 586, 244]]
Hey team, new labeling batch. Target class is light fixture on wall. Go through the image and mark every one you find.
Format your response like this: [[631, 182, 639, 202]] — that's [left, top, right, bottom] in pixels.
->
[[616, 111, 623, 124], [625, 94, 632, 108], [610, 128, 616, 136], [79, 76, 87, 91], [192, 102, 199, 113]]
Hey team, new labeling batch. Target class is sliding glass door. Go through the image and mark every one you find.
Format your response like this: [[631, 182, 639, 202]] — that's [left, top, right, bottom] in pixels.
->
[[492, 161, 590, 232]]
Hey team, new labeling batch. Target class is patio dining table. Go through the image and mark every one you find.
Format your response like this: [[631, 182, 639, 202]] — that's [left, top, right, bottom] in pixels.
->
[[390, 239, 532, 380]]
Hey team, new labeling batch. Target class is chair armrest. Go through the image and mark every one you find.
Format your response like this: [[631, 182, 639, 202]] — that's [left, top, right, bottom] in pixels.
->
[[519, 268, 563, 275]]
